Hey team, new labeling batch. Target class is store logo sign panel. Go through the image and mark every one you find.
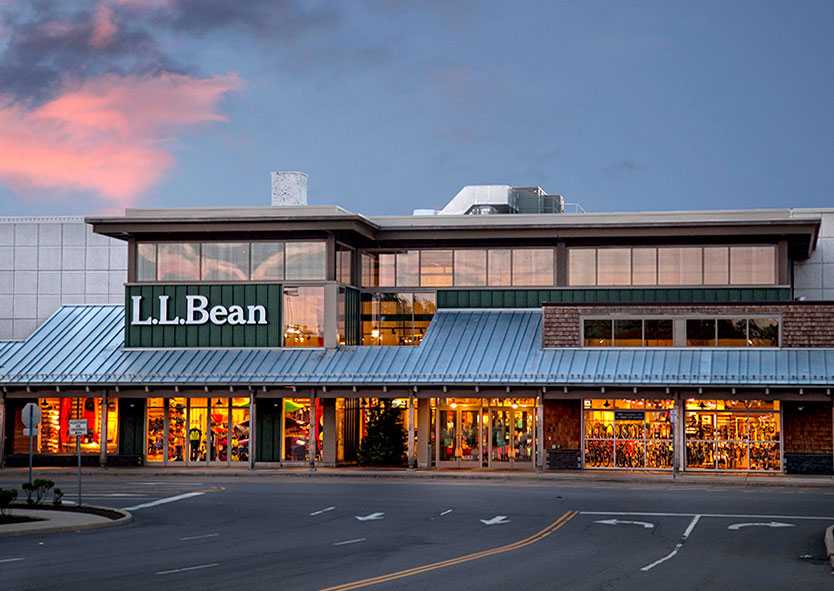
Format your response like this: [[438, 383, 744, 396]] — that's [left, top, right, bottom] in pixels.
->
[[125, 284, 281, 348]]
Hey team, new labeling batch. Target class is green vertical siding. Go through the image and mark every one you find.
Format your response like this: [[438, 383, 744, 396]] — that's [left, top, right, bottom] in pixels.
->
[[117, 398, 145, 456], [437, 287, 791, 308], [256, 400, 283, 462], [125, 284, 282, 348], [345, 287, 361, 346]]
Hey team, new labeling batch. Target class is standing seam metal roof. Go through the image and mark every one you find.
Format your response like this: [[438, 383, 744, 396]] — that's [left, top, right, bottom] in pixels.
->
[[1, 305, 834, 386]]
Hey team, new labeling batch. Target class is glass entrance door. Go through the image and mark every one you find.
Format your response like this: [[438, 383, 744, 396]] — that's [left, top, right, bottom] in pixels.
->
[[436, 407, 482, 467], [488, 407, 535, 469]]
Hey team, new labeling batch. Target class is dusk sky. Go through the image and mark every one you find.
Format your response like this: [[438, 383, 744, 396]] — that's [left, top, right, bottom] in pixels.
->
[[0, 1, 832, 216]]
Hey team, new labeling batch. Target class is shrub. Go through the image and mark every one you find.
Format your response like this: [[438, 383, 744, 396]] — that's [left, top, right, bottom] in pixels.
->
[[21, 479, 54, 506], [52, 487, 64, 507]]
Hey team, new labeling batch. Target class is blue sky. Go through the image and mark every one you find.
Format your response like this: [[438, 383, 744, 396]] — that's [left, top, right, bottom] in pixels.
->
[[0, 1, 832, 216]]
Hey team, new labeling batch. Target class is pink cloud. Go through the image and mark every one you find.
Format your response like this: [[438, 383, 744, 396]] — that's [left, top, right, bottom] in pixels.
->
[[0, 72, 241, 207], [89, 3, 117, 49]]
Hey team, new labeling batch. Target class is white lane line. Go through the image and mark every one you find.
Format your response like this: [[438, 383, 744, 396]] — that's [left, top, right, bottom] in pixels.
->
[[0, 558, 26, 564], [440, 509, 453, 516], [310, 506, 336, 516], [156, 563, 219, 575], [130, 482, 205, 486], [333, 538, 366, 546], [580, 511, 834, 521], [180, 533, 219, 541], [641, 515, 701, 572], [122, 492, 204, 511]]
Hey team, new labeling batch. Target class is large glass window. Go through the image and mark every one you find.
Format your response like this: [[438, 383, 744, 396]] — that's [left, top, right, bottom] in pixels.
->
[[568, 249, 596, 287], [361, 292, 436, 346], [512, 249, 554, 286], [597, 249, 631, 286], [284, 398, 322, 462], [645, 319, 674, 346], [717, 318, 747, 347], [361, 253, 378, 287], [420, 250, 453, 287], [583, 399, 673, 469], [396, 251, 419, 287], [583, 316, 776, 347], [730, 246, 775, 285], [568, 245, 778, 287], [283, 286, 324, 347], [157, 243, 200, 281], [583, 319, 612, 346], [487, 249, 512, 286], [251, 243, 284, 280], [147, 398, 165, 462], [658, 247, 702, 286], [685, 400, 780, 471], [686, 319, 716, 346], [614, 319, 642, 347], [454, 249, 487, 286], [137, 243, 157, 281], [285, 242, 326, 280], [14, 398, 118, 455], [379, 253, 395, 287], [336, 246, 353, 284], [201, 242, 249, 281], [749, 317, 779, 346]]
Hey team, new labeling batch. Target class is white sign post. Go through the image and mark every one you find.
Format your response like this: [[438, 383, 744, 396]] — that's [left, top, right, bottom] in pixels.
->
[[69, 419, 87, 506], [670, 409, 678, 481], [21, 403, 41, 486]]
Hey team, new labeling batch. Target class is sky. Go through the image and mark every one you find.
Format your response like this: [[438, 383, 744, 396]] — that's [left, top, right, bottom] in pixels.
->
[[0, 1, 832, 217]]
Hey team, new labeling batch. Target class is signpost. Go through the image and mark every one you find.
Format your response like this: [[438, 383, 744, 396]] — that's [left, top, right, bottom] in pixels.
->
[[21, 402, 41, 486], [69, 419, 87, 506], [670, 409, 679, 481]]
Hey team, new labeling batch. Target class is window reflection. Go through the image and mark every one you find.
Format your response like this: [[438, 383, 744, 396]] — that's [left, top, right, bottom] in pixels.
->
[[658, 247, 702, 286], [396, 251, 419, 287], [283, 286, 324, 347], [512, 249, 554, 286], [286, 242, 326, 280], [361, 292, 435, 346], [420, 250, 453, 287], [686, 319, 715, 346], [597, 249, 631, 286], [251, 243, 284, 280], [137, 243, 156, 281], [730, 246, 775, 285], [157, 243, 200, 281], [568, 249, 596, 286], [488, 249, 511, 286], [201, 242, 249, 281], [454, 249, 487, 286]]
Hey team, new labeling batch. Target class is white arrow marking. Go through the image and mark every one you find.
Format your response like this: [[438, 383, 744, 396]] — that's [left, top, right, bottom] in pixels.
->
[[727, 522, 795, 530], [310, 506, 336, 516], [594, 519, 654, 529], [480, 515, 510, 526], [333, 538, 366, 546], [355, 512, 384, 521]]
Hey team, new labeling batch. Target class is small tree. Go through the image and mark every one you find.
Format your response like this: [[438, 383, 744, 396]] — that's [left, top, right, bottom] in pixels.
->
[[21, 479, 54, 506], [357, 401, 406, 466]]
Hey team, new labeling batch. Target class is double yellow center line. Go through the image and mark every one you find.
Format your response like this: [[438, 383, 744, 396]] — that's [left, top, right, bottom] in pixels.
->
[[320, 510, 578, 591]]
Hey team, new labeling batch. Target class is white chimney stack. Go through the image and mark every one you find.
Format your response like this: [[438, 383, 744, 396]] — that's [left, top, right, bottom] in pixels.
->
[[271, 171, 308, 206]]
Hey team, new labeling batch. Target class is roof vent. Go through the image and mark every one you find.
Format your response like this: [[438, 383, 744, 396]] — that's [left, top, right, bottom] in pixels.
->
[[271, 171, 308, 206]]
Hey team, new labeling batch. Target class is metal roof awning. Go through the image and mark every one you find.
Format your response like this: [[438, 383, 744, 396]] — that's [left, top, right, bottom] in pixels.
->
[[1, 306, 834, 388]]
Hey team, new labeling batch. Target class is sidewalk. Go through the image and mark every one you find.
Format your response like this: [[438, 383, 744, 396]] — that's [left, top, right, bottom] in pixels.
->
[[1, 466, 832, 488], [0, 505, 132, 538]]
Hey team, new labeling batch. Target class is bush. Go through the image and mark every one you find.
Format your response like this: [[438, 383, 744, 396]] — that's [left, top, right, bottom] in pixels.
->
[[357, 400, 406, 466], [21, 479, 54, 506], [52, 487, 64, 507], [0, 488, 17, 517]]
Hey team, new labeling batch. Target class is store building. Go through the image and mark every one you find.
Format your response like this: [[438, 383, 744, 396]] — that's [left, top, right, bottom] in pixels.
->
[[1, 176, 833, 475]]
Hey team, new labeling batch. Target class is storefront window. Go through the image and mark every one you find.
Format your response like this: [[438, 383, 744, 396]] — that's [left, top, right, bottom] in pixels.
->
[[584, 319, 612, 346], [284, 398, 322, 461], [15, 398, 118, 455], [168, 397, 187, 462], [749, 317, 779, 346], [283, 286, 325, 347], [147, 398, 165, 462], [201, 242, 250, 281], [717, 318, 747, 347], [251, 242, 284, 280], [583, 399, 673, 469], [413, 293, 436, 345], [645, 319, 673, 346], [685, 399, 780, 471], [420, 250, 453, 287], [285, 242, 326, 280], [157, 243, 200, 281], [230, 398, 250, 463], [188, 398, 208, 462]]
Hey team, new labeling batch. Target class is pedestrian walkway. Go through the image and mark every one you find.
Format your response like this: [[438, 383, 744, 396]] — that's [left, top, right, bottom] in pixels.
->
[[0, 506, 131, 538]]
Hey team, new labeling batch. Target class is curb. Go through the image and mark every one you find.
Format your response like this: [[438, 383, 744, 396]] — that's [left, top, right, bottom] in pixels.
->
[[825, 525, 834, 570], [0, 505, 132, 538]]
